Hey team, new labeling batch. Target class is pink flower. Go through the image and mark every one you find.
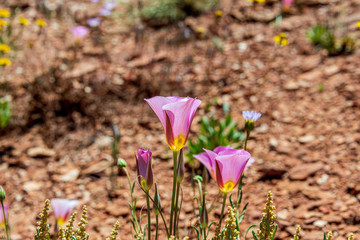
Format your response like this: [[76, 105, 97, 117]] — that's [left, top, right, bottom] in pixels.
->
[[136, 148, 153, 191], [0, 205, 8, 227], [50, 199, 79, 226], [145, 96, 201, 152], [194, 146, 251, 193], [71, 26, 89, 41], [283, 0, 294, 9]]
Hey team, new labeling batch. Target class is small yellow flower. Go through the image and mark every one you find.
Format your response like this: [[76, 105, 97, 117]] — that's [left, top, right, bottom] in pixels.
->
[[0, 19, 7, 27], [274, 32, 288, 46], [357, 21, 360, 29], [0, 9, 10, 18], [0, 44, 11, 53], [19, 16, 29, 26], [256, 0, 266, 2], [36, 19, 47, 27], [196, 27, 205, 34], [215, 10, 223, 18], [0, 58, 11, 66]]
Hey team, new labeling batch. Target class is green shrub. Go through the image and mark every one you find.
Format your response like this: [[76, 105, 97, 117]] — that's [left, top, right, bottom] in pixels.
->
[[306, 24, 356, 55]]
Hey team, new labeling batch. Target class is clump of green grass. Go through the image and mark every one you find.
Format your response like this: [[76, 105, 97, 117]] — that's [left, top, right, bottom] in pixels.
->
[[141, 0, 218, 26], [306, 24, 356, 55]]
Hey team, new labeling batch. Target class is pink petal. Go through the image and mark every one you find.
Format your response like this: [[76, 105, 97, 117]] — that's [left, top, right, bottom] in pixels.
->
[[51, 199, 79, 221], [162, 98, 201, 138], [215, 151, 250, 188], [194, 149, 217, 179], [144, 96, 177, 128]]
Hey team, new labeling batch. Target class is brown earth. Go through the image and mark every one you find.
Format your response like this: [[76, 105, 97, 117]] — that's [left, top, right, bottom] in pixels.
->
[[0, 0, 360, 239]]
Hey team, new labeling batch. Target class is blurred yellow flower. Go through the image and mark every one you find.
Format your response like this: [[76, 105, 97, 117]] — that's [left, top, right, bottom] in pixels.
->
[[196, 27, 205, 34], [19, 17, 29, 26], [0, 44, 10, 53], [0, 19, 7, 28], [274, 33, 288, 46], [36, 19, 47, 27], [215, 10, 223, 18], [357, 21, 360, 29], [0, 9, 10, 18], [0, 58, 11, 66]]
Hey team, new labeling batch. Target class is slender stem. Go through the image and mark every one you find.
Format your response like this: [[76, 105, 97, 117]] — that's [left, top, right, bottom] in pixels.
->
[[244, 131, 250, 150], [155, 215, 159, 240], [202, 227, 207, 240], [124, 168, 140, 231], [1, 201, 10, 240], [146, 192, 151, 240], [141, 188, 169, 237], [173, 182, 181, 238], [169, 151, 178, 236], [219, 192, 228, 227]]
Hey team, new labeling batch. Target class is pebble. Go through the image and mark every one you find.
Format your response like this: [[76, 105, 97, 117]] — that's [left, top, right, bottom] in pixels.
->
[[298, 135, 316, 143], [289, 163, 324, 180], [27, 147, 56, 158], [60, 169, 80, 182], [313, 220, 328, 228]]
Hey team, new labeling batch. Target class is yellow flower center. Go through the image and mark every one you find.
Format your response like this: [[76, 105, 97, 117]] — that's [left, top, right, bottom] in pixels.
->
[[57, 217, 66, 226], [169, 135, 186, 152], [220, 181, 236, 193]]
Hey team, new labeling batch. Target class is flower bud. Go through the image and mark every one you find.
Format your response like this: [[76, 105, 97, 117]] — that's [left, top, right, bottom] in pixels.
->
[[200, 193, 208, 229], [176, 149, 184, 183], [0, 186, 5, 201], [136, 148, 153, 191], [193, 175, 203, 183], [153, 184, 161, 216], [112, 124, 121, 142], [117, 158, 127, 168]]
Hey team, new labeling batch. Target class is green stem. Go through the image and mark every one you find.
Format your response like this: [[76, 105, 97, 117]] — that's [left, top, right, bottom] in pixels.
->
[[169, 151, 178, 236], [124, 168, 140, 232], [173, 182, 181, 238], [1, 201, 10, 240], [202, 227, 207, 240], [141, 189, 169, 237], [198, 182, 203, 214], [244, 131, 250, 151], [146, 192, 151, 240], [155, 215, 159, 240], [219, 192, 228, 227]]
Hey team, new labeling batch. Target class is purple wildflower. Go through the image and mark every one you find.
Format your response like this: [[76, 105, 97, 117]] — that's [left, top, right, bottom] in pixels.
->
[[71, 26, 90, 41], [99, 8, 111, 16], [87, 18, 101, 27]]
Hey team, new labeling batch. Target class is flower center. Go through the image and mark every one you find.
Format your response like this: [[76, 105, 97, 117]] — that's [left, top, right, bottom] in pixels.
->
[[221, 181, 236, 193], [169, 135, 186, 152]]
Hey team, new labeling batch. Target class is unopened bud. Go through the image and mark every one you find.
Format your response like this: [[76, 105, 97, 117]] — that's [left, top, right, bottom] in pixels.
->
[[153, 184, 161, 216], [0, 186, 5, 201], [112, 124, 120, 142], [200, 193, 208, 229], [117, 158, 127, 168], [176, 149, 184, 183], [193, 175, 203, 183]]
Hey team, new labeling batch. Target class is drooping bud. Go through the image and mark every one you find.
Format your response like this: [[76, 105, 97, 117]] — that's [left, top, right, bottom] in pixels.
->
[[200, 193, 208, 229], [0, 186, 5, 201], [117, 158, 127, 169], [193, 175, 203, 183], [112, 124, 121, 142], [176, 149, 184, 183], [153, 184, 161, 216]]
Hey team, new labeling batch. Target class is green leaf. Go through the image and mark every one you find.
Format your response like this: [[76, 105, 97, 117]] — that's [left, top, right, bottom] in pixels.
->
[[191, 225, 200, 240], [245, 225, 257, 240], [252, 230, 260, 240], [271, 224, 277, 240], [238, 202, 249, 223]]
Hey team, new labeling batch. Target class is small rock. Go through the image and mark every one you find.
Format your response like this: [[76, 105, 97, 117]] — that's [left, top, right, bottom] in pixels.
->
[[27, 147, 55, 158], [95, 136, 113, 149], [23, 181, 43, 192], [323, 215, 342, 224], [61, 169, 80, 182], [313, 220, 327, 228], [316, 174, 328, 185], [284, 81, 300, 90], [259, 165, 287, 179], [301, 55, 322, 72], [289, 163, 324, 180], [298, 135, 316, 143], [324, 65, 340, 76]]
